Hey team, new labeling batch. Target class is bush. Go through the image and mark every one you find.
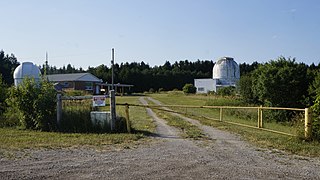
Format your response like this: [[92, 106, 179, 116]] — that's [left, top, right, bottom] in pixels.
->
[[182, 84, 196, 94], [5, 78, 57, 131], [216, 86, 236, 96]]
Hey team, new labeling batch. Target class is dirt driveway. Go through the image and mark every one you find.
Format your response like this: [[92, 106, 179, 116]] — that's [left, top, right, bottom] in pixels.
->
[[1, 97, 320, 179]]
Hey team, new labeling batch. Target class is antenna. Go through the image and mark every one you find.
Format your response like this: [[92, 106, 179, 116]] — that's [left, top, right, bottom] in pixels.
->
[[44, 52, 48, 76]]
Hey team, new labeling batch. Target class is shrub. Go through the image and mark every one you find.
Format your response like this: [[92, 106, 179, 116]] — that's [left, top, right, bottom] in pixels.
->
[[5, 78, 57, 131], [182, 84, 196, 94], [216, 86, 236, 96]]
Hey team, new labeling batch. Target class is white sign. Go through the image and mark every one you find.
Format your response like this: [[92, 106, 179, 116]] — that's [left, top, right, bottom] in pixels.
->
[[92, 95, 106, 107]]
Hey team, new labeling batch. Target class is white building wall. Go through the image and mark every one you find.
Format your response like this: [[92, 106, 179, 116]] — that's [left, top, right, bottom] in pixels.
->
[[194, 79, 216, 93]]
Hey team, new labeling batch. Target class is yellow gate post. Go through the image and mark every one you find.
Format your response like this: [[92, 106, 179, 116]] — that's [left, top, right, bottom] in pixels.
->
[[305, 108, 312, 140], [257, 107, 261, 128], [125, 104, 131, 133], [220, 108, 223, 121], [259, 105, 263, 128]]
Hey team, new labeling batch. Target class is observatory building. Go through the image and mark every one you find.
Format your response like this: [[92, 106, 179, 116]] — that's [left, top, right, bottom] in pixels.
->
[[194, 57, 240, 93], [13, 62, 41, 86]]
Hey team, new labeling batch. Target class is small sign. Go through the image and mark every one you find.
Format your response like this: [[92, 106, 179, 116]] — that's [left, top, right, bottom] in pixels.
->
[[92, 95, 106, 107]]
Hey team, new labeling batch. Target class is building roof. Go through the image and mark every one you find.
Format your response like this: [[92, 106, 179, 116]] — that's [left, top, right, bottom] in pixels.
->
[[47, 73, 102, 82], [103, 83, 134, 87]]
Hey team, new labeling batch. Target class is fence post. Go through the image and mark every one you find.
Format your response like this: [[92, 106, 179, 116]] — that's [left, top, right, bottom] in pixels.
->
[[110, 90, 116, 132], [57, 93, 62, 130], [220, 108, 223, 121], [259, 105, 263, 128], [305, 108, 312, 140], [257, 107, 261, 128], [125, 104, 131, 133]]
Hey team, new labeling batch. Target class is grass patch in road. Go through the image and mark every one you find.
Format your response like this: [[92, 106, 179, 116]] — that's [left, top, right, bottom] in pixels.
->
[[146, 98, 205, 139], [157, 111, 204, 139], [114, 96, 156, 135]]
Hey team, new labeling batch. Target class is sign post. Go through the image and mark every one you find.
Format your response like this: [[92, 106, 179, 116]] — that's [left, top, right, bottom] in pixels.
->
[[92, 95, 106, 107]]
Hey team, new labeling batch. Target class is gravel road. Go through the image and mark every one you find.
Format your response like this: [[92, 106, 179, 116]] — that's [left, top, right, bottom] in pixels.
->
[[1, 97, 320, 180]]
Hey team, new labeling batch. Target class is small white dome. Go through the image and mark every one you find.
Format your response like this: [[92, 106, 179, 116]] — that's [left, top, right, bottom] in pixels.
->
[[13, 62, 41, 86], [212, 57, 240, 85]]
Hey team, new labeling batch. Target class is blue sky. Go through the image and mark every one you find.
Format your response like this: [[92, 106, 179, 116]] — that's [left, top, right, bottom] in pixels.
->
[[1, 0, 320, 69]]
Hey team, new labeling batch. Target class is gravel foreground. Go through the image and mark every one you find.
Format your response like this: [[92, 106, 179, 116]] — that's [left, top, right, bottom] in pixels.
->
[[1, 97, 320, 180]]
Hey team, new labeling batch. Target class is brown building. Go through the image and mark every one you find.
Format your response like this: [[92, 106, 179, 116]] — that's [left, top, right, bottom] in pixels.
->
[[47, 73, 102, 94]]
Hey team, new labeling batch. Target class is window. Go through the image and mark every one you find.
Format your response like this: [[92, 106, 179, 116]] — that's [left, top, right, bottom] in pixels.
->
[[198, 87, 204, 91], [85, 82, 93, 90], [63, 82, 69, 87]]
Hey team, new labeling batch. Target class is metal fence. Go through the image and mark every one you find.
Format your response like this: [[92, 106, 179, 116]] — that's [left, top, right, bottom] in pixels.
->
[[117, 103, 312, 139]]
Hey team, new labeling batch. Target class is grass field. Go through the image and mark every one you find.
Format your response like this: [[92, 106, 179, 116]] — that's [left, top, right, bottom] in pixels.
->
[[149, 92, 320, 157]]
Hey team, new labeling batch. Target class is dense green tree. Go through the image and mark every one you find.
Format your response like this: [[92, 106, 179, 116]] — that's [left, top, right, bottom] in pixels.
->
[[239, 74, 256, 103], [239, 61, 259, 75], [0, 50, 20, 85], [252, 57, 308, 108]]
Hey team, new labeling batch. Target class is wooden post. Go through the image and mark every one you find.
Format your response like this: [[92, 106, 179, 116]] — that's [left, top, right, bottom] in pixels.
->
[[305, 108, 312, 140], [110, 90, 116, 131], [57, 94, 62, 130], [125, 104, 131, 133], [259, 105, 263, 128], [220, 108, 223, 121]]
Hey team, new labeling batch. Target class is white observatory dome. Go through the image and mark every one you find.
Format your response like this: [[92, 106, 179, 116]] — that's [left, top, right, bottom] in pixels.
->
[[13, 62, 41, 86], [212, 57, 240, 85]]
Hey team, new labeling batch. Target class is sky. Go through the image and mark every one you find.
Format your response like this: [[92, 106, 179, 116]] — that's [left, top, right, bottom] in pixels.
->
[[1, 0, 320, 69]]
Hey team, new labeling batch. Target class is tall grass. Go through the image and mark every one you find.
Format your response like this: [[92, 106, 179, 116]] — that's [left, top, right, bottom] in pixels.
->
[[60, 99, 129, 133]]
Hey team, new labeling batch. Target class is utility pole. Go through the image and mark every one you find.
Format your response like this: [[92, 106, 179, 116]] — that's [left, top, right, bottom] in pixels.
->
[[110, 48, 116, 131], [111, 48, 114, 90]]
